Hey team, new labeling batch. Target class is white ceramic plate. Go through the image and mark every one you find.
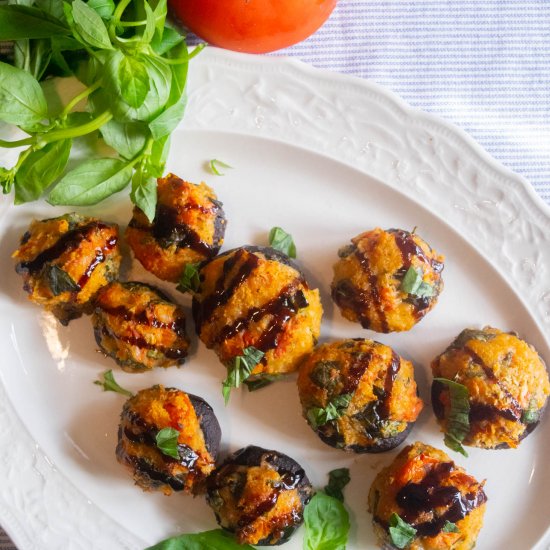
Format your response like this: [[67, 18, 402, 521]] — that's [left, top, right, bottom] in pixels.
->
[[0, 48, 549, 550]]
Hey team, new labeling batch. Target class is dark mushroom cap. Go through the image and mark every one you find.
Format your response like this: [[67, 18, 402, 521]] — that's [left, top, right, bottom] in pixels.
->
[[12, 213, 120, 325], [125, 174, 227, 282], [192, 246, 323, 377], [116, 386, 220, 495], [206, 445, 313, 546], [297, 339, 423, 453], [368, 441, 487, 549], [331, 228, 444, 333], [431, 327, 550, 449], [92, 281, 190, 372]]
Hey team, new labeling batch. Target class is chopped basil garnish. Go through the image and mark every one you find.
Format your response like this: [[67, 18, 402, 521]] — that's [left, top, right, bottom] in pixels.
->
[[389, 513, 417, 549], [47, 264, 80, 295], [177, 262, 201, 293], [310, 360, 341, 390], [209, 159, 233, 176], [222, 346, 264, 404], [307, 393, 352, 429], [434, 377, 470, 457], [155, 427, 180, 459], [442, 521, 459, 533], [521, 399, 540, 424], [244, 374, 283, 392], [268, 226, 297, 258], [324, 468, 350, 502], [94, 369, 133, 397], [400, 266, 435, 298]]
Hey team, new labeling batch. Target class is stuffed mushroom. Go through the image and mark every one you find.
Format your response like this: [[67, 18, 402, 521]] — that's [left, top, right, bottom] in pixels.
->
[[192, 246, 322, 384], [297, 339, 423, 453], [206, 445, 312, 545], [368, 441, 487, 550], [125, 174, 226, 282], [92, 281, 190, 372], [116, 385, 221, 495], [331, 228, 444, 333], [13, 213, 120, 325], [431, 327, 550, 450]]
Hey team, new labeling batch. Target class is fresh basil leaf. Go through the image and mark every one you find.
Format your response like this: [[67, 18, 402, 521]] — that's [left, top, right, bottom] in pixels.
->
[[434, 377, 470, 457], [148, 135, 170, 177], [99, 119, 148, 159], [269, 226, 296, 258], [130, 169, 157, 222], [442, 521, 459, 533], [244, 374, 283, 391], [151, 25, 184, 55], [324, 468, 350, 503], [72, 0, 113, 50], [307, 393, 352, 429], [146, 529, 255, 550], [15, 139, 71, 203], [166, 39, 189, 102], [0, 5, 70, 40], [149, 98, 186, 140], [0, 61, 48, 126], [177, 262, 201, 294], [389, 513, 417, 549], [142, 1, 156, 45], [94, 369, 133, 397], [103, 51, 171, 122], [155, 427, 180, 459], [209, 159, 232, 176], [14, 37, 52, 81], [46, 264, 80, 295], [87, 0, 115, 19], [48, 158, 132, 206], [35, 0, 66, 20], [51, 34, 86, 53], [118, 54, 150, 108], [152, 0, 168, 35], [0, 167, 15, 194], [303, 492, 350, 550], [222, 346, 265, 405]]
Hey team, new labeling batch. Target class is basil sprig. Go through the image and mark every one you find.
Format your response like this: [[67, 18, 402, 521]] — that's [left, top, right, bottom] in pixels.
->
[[389, 513, 417, 549], [269, 226, 297, 258], [0, 0, 202, 218], [400, 266, 435, 297], [94, 369, 133, 397], [307, 393, 352, 429], [434, 377, 470, 457], [222, 346, 264, 404], [155, 427, 180, 459]]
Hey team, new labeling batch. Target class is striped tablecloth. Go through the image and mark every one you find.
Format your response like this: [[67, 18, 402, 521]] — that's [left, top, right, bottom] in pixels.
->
[[1, 1, 548, 548]]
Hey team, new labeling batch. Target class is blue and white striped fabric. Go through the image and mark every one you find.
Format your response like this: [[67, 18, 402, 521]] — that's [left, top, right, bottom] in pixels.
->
[[276, 0, 550, 206], [0, 1, 548, 547]]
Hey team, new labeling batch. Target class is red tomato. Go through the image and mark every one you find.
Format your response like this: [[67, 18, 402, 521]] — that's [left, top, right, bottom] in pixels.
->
[[169, 0, 337, 54]]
